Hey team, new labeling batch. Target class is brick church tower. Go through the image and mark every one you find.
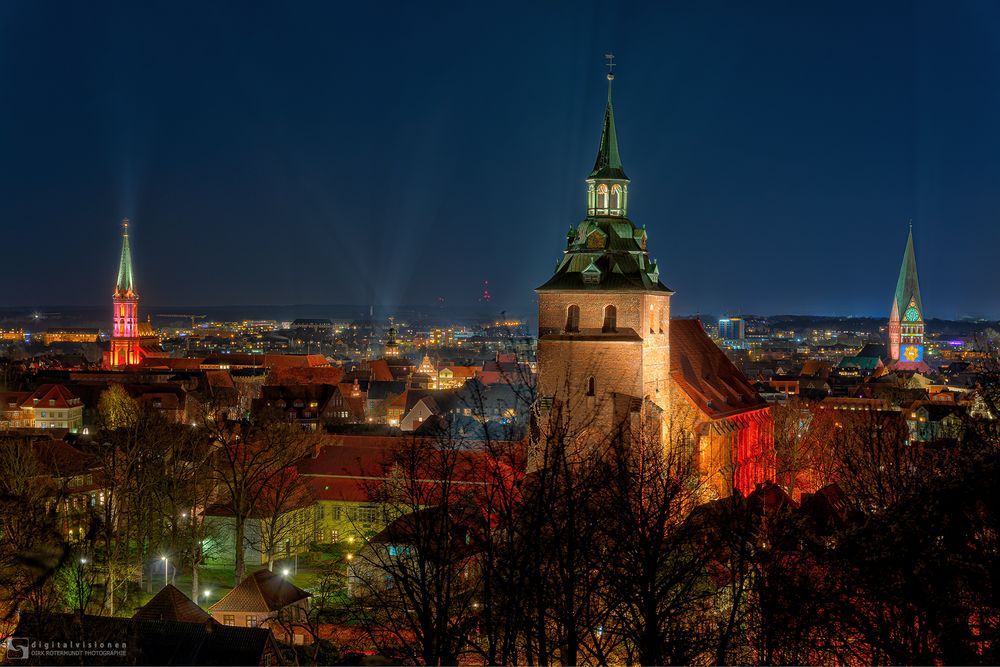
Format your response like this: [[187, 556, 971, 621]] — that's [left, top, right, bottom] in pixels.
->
[[887, 224, 927, 370], [110, 218, 141, 368], [535, 67, 673, 459]]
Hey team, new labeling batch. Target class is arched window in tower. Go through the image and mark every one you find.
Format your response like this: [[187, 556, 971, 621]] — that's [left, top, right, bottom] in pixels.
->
[[610, 184, 622, 214], [565, 305, 580, 332], [586, 376, 595, 397], [596, 184, 609, 212], [588, 184, 596, 213], [602, 305, 617, 333]]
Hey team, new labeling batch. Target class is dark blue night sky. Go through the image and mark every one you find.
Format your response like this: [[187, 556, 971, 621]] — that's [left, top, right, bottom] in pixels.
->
[[2, 1, 1000, 318]]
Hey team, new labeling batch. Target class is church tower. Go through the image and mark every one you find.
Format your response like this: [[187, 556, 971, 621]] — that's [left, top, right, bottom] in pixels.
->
[[110, 218, 141, 368], [384, 317, 400, 358], [888, 225, 926, 368], [535, 63, 673, 458]]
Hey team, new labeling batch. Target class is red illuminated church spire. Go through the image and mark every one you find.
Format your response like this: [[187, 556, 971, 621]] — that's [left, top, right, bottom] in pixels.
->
[[110, 218, 141, 368]]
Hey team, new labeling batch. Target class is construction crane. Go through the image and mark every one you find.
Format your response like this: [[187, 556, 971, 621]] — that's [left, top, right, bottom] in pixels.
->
[[156, 314, 207, 353]]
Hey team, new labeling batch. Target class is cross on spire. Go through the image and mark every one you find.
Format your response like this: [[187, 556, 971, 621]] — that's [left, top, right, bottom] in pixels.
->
[[605, 53, 616, 81]]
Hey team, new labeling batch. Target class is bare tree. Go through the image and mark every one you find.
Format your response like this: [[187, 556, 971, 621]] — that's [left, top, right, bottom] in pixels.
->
[[351, 433, 483, 666], [257, 466, 312, 572], [208, 415, 316, 584]]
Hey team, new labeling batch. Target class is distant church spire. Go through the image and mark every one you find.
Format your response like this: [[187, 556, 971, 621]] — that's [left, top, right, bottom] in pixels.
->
[[115, 218, 136, 297], [110, 217, 141, 368], [893, 225, 922, 318], [888, 224, 925, 365]]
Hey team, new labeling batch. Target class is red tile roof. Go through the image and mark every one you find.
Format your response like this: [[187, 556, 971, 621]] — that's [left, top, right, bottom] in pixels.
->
[[669, 319, 768, 420], [137, 357, 205, 370], [297, 435, 519, 503], [368, 359, 394, 382], [0, 391, 29, 409], [266, 366, 344, 386], [297, 438, 397, 502], [204, 370, 236, 390], [200, 354, 330, 369], [19, 384, 81, 409]]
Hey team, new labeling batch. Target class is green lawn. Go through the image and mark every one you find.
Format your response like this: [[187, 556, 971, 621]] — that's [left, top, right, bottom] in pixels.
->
[[133, 549, 348, 610]]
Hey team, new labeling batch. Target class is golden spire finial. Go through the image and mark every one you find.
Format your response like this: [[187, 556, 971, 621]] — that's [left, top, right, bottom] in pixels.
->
[[122, 217, 130, 234]]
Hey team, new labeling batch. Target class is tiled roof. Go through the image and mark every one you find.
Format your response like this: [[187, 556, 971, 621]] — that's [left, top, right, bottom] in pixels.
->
[[138, 357, 205, 370], [0, 391, 29, 409], [19, 384, 80, 409], [200, 353, 330, 369], [204, 370, 235, 390], [209, 569, 310, 613], [296, 438, 397, 478], [368, 359, 394, 382], [133, 584, 214, 624], [266, 366, 344, 385], [33, 438, 99, 480], [442, 366, 478, 378], [669, 319, 768, 420]]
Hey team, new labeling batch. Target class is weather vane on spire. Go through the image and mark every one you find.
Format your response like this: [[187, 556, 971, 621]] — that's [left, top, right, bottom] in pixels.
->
[[605, 53, 616, 81]]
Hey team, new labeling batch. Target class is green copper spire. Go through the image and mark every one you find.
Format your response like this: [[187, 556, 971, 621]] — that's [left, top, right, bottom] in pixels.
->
[[115, 218, 136, 297], [893, 224, 922, 317], [589, 73, 628, 181]]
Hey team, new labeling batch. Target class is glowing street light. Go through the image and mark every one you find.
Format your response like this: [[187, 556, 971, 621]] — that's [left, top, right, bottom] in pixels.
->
[[282, 568, 290, 577]]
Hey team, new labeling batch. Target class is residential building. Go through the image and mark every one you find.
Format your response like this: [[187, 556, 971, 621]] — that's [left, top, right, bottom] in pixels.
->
[[209, 569, 311, 644], [18, 384, 84, 431]]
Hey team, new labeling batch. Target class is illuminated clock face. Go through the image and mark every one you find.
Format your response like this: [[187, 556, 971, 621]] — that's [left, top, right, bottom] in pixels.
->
[[903, 345, 924, 362], [904, 306, 920, 322]]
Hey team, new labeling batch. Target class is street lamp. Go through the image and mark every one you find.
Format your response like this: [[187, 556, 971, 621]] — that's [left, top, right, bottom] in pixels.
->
[[79, 557, 87, 565], [161, 556, 168, 589], [282, 568, 290, 577]]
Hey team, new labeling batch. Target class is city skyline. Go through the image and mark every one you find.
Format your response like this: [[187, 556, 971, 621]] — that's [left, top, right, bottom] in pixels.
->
[[3, 1, 1000, 318]]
